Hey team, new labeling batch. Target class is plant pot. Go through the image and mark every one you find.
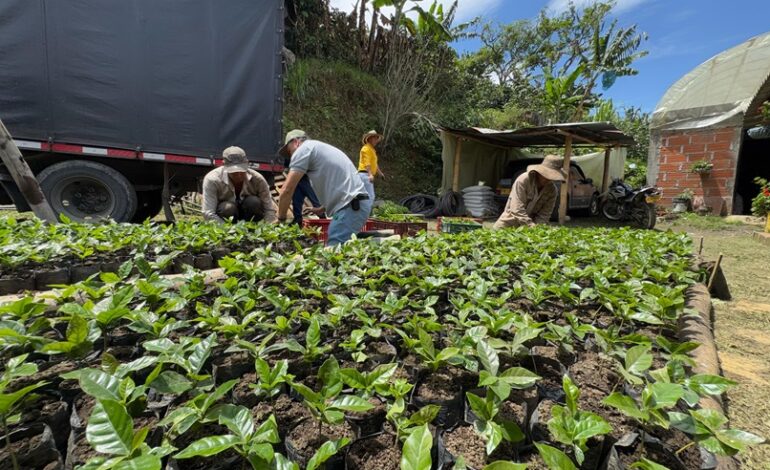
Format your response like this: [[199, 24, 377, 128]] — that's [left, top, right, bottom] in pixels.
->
[[0, 423, 63, 470], [671, 198, 691, 214], [747, 124, 770, 140], [70, 264, 101, 282], [193, 253, 214, 270], [285, 418, 354, 469], [211, 247, 231, 261], [693, 169, 711, 176], [344, 431, 401, 470], [100, 260, 122, 274], [0, 275, 36, 295], [344, 397, 386, 439], [364, 340, 398, 365], [172, 253, 195, 273], [34, 268, 71, 290], [436, 426, 487, 470], [411, 374, 464, 429], [602, 432, 690, 470], [211, 352, 253, 382]]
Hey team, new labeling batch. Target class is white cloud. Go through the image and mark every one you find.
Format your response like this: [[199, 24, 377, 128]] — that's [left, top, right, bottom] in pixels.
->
[[328, 0, 502, 23], [546, 0, 652, 15]]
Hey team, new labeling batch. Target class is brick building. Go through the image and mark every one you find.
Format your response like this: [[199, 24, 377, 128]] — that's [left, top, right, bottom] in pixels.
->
[[648, 32, 770, 215]]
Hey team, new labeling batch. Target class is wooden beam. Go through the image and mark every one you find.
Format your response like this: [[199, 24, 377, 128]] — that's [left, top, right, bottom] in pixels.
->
[[557, 129, 599, 146], [558, 136, 573, 224], [452, 136, 463, 192], [0, 119, 57, 222], [602, 147, 612, 193]]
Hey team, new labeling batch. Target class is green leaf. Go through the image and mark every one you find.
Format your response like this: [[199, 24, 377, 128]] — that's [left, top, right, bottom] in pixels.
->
[[271, 452, 299, 470], [400, 424, 433, 470], [368, 363, 398, 386], [307, 317, 321, 348], [715, 429, 765, 453], [150, 371, 192, 395], [340, 369, 367, 390], [691, 409, 728, 433], [306, 438, 350, 470], [202, 379, 239, 411], [217, 404, 255, 439], [80, 369, 122, 402], [625, 345, 653, 376], [0, 382, 48, 415], [86, 400, 134, 456], [331, 395, 375, 413], [572, 413, 612, 442], [476, 340, 499, 376], [437, 347, 460, 362], [407, 405, 441, 426], [482, 462, 527, 470], [466, 392, 492, 422], [174, 435, 241, 459], [562, 375, 579, 414], [648, 383, 683, 409], [113, 454, 162, 470], [188, 333, 216, 375], [535, 443, 577, 470], [686, 375, 737, 396], [67, 312, 89, 344], [629, 457, 671, 470], [602, 393, 647, 421], [499, 367, 540, 388]]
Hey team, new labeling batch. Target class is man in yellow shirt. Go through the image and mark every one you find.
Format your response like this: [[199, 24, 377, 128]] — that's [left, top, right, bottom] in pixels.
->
[[358, 130, 385, 203]]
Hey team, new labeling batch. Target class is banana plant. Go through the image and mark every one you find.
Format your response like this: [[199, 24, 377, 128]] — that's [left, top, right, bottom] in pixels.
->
[[546, 376, 611, 465]]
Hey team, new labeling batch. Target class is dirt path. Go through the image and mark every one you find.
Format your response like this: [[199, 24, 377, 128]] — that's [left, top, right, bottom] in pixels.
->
[[663, 218, 770, 469]]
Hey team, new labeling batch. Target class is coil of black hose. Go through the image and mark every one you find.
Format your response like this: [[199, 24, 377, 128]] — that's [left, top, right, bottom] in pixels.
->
[[399, 194, 439, 217], [438, 190, 463, 217]]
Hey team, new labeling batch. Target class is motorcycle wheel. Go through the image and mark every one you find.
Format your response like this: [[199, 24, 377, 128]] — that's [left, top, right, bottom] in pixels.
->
[[630, 203, 656, 230], [601, 200, 623, 220]]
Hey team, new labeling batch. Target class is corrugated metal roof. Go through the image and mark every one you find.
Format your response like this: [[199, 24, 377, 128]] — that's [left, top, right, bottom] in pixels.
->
[[439, 122, 635, 148]]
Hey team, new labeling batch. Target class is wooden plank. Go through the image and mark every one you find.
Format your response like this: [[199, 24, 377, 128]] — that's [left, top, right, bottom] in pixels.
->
[[558, 136, 573, 224], [602, 147, 612, 193], [452, 136, 463, 192], [0, 119, 57, 222]]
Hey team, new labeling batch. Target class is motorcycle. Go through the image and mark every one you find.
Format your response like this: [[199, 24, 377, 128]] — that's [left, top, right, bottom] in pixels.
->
[[599, 178, 661, 229]]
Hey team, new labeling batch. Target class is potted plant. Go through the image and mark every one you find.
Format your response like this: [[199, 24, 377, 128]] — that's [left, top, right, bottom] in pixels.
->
[[747, 100, 770, 140], [690, 159, 713, 175], [672, 189, 694, 213], [750, 177, 770, 233]]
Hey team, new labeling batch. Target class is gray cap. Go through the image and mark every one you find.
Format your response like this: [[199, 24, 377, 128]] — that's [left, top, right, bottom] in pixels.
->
[[278, 129, 308, 157], [222, 146, 250, 173]]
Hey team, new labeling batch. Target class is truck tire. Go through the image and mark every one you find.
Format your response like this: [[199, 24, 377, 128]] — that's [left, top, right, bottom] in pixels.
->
[[131, 190, 163, 222], [37, 160, 137, 222]]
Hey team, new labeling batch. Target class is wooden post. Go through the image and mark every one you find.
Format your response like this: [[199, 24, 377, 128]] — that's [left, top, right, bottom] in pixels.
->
[[601, 147, 612, 193], [452, 136, 463, 192], [162, 163, 176, 222], [707, 254, 724, 291], [0, 119, 57, 222], [558, 136, 573, 224]]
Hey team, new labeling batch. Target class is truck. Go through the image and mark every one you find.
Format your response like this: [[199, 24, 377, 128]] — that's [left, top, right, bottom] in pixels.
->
[[0, 0, 285, 222]]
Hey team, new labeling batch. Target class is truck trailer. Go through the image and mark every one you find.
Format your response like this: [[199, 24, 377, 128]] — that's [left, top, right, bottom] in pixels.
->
[[0, 0, 285, 222]]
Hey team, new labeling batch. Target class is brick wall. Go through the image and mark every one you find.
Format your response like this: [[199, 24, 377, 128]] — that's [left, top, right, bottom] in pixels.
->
[[653, 127, 741, 214]]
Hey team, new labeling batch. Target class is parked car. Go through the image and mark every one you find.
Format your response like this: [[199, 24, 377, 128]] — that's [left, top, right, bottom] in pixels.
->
[[496, 158, 600, 218]]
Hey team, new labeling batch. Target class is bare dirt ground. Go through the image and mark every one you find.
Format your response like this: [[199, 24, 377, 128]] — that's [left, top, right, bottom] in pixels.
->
[[660, 215, 770, 469]]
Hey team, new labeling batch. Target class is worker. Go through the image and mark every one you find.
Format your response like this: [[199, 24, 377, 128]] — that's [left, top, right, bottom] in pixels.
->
[[201, 146, 277, 223], [493, 155, 566, 229], [358, 130, 385, 204], [277, 130, 372, 246]]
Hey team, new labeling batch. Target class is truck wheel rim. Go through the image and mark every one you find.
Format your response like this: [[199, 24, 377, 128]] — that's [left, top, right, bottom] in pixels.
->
[[50, 177, 116, 220]]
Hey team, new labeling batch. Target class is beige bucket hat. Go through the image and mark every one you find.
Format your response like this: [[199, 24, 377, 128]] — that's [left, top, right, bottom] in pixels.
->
[[361, 130, 383, 145], [222, 146, 250, 173], [528, 155, 567, 182], [279, 129, 308, 157]]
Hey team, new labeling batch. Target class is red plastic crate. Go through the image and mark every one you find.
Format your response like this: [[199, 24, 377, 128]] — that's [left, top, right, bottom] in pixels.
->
[[302, 218, 332, 244]]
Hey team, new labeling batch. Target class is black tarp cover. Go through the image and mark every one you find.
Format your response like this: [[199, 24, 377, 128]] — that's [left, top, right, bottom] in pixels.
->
[[0, 0, 283, 162]]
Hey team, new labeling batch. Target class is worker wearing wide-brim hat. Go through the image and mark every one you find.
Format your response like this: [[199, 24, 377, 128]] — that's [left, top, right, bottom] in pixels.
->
[[358, 130, 385, 204], [493, 155, 567, 229]]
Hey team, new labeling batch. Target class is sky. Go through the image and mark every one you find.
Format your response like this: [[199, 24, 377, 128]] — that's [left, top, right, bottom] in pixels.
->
[[328, 0, 770, 112]]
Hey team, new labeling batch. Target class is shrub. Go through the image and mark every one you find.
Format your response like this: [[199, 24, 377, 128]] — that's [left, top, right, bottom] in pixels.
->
[[751, 177, 770, 217]]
